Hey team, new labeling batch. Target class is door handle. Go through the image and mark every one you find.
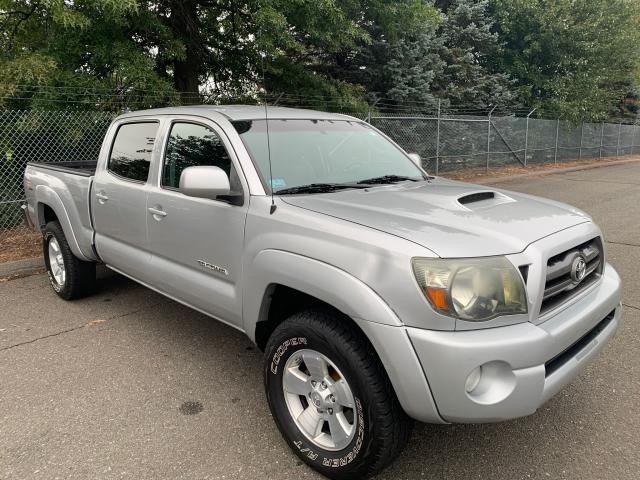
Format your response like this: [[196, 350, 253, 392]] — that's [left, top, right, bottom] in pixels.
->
[[148, 207, 167, 218], [95, 192, 109, 203]]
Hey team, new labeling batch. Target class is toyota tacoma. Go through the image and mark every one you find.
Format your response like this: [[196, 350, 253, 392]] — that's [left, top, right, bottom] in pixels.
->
[[23, 106, 622, 479]]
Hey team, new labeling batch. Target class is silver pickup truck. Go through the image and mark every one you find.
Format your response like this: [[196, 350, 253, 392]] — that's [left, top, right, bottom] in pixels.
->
[[23, 106, 622, 479]]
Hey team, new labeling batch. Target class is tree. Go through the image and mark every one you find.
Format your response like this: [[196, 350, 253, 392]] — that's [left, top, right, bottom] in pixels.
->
[[1, 0, 639, 119], [0, 0, 377, 109], [434, 0, 515, 108], [0, 0, 179, 109], [489, 0, 640, 122], [330, 0, 515, 111]]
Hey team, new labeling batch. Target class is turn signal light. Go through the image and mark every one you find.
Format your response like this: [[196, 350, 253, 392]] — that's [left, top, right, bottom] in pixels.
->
[[425, 287, 449, 309]]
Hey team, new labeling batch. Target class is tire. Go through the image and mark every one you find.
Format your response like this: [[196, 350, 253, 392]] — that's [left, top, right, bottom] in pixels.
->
[[264, 309, 413, 479], [43, 221, 96, 300]]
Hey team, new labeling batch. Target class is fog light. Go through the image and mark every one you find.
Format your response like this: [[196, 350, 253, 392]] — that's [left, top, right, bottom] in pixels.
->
[[465, 366, 482, 393]]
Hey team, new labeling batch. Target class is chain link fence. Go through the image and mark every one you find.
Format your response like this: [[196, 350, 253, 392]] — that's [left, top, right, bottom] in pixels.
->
[[370, 113, 640, 173], [0, 110, 114, 254], [1, 107, 639, 254]]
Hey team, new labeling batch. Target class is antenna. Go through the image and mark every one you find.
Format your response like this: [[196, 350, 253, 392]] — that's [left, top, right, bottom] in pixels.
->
[[264, 99, 276, 214], [261, 54, 277, 214]]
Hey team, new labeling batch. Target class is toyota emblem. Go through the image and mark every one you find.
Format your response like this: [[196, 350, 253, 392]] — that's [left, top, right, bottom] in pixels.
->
[[571, 255, 587, 284]]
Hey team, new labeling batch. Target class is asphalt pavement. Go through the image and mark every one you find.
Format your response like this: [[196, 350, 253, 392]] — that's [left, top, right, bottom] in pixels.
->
[[1, 162, 639, 479]]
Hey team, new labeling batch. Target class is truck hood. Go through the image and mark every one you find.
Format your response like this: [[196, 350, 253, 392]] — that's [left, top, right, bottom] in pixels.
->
[[281, 178, 590, 257]]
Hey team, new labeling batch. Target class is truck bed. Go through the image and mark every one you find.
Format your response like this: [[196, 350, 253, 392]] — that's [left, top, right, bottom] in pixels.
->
[[24, 161, 98, 261], [27, 161, 97, 177]]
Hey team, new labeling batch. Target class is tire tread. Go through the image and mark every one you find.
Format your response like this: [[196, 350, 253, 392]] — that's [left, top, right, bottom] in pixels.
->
[[43, 221, 96, 300], [265, 309, 413, 479]]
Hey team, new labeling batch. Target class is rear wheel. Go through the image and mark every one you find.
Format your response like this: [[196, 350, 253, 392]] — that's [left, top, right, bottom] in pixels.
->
[[264, 310, 413, 479], [43, 221, 96, 300]]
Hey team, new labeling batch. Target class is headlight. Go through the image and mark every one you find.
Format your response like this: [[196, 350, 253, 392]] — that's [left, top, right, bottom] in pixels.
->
[[412, 257, 527, 321]]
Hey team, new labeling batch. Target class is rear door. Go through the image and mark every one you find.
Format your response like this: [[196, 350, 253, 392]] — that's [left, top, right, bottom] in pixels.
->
[[145, 117, 249, 327], [92, 119, 160, 281]]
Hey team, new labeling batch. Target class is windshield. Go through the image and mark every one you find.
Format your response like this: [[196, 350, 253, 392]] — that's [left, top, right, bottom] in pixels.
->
[[232, 119, 424, 193]]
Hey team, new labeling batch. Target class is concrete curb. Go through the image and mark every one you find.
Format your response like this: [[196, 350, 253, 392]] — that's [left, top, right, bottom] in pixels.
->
[[472, 158, 640, 185], [0, 256, 44, 278]]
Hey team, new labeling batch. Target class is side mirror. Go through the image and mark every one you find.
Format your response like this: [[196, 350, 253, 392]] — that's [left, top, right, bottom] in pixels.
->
[[179, 166, 230, 200], [407, 153, 422, 167]]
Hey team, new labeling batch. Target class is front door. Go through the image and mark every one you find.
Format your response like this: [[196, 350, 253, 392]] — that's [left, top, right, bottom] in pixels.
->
[[92, 120, 159, 281], [145, 119, 249, 327]]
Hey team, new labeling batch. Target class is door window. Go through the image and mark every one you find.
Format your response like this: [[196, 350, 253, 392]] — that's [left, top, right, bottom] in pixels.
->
[[162, 122, 240, 197], [108, 122, 158, 182]]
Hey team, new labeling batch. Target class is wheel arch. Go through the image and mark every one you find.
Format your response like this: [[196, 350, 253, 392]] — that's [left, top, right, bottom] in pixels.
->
[[34, 185, 93, 261], [245, 249, 403, 349], [254, 283, 372, 351]]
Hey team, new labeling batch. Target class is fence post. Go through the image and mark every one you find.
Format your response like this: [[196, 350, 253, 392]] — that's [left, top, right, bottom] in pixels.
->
[[366, 98, 379, 124], [636, 112, 640, 155], [272, 93, 284, 106], [435, 99, 441, 175], [616, 122, 622, 157], [486, 105, 496, 172], [599, 122, 604, 159], [524, 108, 536, 166], [578, 122, 584, 159], [554, 119, 560, 164]]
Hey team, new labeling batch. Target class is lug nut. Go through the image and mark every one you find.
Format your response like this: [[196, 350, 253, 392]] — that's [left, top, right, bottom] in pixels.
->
[[328, 408, 333, 415], [329, 395, 335, 402], [311, 380, 317, 387], [321, 381, 327, 389]]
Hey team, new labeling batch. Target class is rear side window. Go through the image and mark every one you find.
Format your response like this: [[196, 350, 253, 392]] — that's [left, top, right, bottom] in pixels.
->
[[108, 122, 158, 182], [162, 122, 232, 189]]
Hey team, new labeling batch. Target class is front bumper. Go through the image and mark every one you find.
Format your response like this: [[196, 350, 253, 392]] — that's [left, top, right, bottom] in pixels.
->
[[406, 263, 622, 423]]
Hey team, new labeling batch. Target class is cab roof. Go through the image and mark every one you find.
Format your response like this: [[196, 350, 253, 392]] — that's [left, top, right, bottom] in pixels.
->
[[117, 105, 360, 122]]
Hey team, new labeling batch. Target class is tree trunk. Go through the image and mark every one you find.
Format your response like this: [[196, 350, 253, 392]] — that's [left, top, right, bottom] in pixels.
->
[[169, 0, 201, 104], [174, 53, 201, 104]]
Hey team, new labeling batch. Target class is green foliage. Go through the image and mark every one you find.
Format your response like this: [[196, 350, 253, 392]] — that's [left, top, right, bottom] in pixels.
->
[[436, 0, 515, 107], [328, 0, 515, 111], [0, 0, 376, 108], [0, 0, 639, 119], [0, 0, 177, 110], [489, 0, 640, 122]]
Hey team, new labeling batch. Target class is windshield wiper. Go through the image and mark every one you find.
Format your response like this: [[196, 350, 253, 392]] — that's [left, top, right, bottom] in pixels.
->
[[357, 175, 421, 185], [275, 183, 368, 195]]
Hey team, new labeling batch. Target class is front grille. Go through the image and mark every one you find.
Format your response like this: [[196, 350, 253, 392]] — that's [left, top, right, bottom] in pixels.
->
[[540, 237, 603, 315]]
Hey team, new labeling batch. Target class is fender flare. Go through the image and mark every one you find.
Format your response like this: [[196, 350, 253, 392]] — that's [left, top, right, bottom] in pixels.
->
[[35, 185, 92, 261], [244, 249, 403, 340]]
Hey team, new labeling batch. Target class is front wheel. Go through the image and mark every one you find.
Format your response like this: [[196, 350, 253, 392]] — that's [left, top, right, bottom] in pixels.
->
[[264, 310, 413, 479], [43, 221, 96, 300]]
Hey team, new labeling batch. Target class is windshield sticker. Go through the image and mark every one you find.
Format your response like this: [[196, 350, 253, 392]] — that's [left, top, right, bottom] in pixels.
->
[[271, 177, 287, 189]]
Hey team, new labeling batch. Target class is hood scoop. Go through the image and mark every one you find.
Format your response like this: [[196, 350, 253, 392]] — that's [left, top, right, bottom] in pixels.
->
[[458, 191, 495, 204], [457, 190, 515, 210]]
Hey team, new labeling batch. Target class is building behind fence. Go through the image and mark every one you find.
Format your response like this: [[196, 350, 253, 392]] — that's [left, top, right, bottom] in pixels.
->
[[1, 107, 640, 243]]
